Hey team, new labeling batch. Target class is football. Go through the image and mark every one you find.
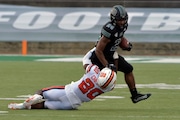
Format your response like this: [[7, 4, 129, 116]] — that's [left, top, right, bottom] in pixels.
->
[[119, 37, 129, 49]]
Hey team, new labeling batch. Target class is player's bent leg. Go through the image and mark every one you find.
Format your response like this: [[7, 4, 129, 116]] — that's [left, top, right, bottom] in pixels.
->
[[117, 55, 151, 103], [44, 100, 74, 110], [124, 72, 152, 103], [124, 72, 136, 90], [125, 72, 152, 103]]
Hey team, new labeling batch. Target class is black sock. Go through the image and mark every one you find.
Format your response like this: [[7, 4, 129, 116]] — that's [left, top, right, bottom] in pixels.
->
[[130, 88, 138, 97]]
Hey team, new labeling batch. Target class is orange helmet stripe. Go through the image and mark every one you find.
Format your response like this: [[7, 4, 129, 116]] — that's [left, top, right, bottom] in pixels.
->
[[101, 71, 114, 89]]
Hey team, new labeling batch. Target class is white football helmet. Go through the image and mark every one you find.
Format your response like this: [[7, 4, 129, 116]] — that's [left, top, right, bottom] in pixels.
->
[[97, 67, 117, 90]]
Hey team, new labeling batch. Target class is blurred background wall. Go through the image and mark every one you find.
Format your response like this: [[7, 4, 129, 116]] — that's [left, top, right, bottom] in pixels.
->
[[0, 0, 179, 8], [0, 0, 179, 55]]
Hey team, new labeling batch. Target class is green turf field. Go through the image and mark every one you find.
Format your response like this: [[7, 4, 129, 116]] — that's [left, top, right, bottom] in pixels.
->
[[0, 56, 179, 120]]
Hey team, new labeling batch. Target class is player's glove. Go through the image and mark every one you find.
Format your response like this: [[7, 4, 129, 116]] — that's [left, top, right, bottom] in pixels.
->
[[106, 64, 117, 72], [122, 42, 133, 51]]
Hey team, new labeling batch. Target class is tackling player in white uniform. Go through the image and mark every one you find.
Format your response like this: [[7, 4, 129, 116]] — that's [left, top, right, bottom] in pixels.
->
[[8, 64, 117, 110]]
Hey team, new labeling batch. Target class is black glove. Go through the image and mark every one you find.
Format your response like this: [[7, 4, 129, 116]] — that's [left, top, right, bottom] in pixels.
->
[[106, 64, 117, 72], [122, 42, 133, 51]]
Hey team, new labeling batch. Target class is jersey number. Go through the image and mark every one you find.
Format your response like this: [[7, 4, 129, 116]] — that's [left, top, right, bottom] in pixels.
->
[[78, 78, 103, 100], [110, 38, 121, 51]]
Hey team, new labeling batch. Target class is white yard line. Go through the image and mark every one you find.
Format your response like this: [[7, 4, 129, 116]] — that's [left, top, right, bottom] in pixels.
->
[[35, 56, 180, 63], [0, 83, 179, 101]]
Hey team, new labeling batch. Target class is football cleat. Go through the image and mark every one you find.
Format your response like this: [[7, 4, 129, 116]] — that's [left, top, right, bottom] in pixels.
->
[[131, 93, 151, 103], [23, 94, 45, 108], [8, 103, 26, 110]]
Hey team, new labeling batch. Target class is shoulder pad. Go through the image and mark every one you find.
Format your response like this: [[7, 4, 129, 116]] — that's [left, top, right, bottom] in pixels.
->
[[101, 22, 116, 38]]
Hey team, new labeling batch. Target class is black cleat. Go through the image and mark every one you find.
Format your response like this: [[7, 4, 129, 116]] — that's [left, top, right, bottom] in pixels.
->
[[131, 93, 151, 103]]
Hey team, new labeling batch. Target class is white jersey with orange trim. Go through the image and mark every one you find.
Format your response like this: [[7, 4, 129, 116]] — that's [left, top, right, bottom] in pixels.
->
[[42, 65, 115, 109], [8, 64, 115, 110], [65, 65, 114, 104]]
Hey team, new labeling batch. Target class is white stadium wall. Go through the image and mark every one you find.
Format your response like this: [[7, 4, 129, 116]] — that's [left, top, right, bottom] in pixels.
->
[[0, 4, 179, 43], [0, 4, 179, 55]]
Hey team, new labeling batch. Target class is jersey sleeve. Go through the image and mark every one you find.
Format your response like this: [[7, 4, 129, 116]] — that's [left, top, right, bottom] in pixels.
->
[[101, 22, 116, 39], [85, 64, 100, 75]]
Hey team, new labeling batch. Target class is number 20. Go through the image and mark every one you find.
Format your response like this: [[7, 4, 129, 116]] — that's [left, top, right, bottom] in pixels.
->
[[78, 78, 103, 99]]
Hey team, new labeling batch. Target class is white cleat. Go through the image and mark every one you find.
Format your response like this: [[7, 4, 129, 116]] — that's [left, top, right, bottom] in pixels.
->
[[8, 103, 25, 110], [23, 94, 45, 108], [8, 94, 45, 110]]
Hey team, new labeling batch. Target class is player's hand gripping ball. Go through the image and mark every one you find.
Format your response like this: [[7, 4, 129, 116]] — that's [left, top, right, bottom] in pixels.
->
[[119, 37, 132, 51]]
